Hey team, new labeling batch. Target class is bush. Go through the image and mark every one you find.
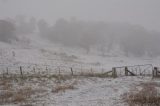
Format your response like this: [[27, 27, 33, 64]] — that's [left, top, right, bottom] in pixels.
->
[[123, 82, 160, 106]]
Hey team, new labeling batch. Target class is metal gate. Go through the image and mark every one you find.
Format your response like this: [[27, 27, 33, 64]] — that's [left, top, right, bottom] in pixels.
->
[[113, 64, 153, 77]]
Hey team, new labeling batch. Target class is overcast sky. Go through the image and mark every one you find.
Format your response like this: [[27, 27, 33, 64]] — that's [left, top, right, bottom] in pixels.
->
[[0, 0, 160, 31]]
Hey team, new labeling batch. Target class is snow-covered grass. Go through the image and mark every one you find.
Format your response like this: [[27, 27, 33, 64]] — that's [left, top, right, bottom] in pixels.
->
[[0, 33, 160, 106], [122, 81, 160, 106], [0, 75, 158, 106], [0, 33, 159, 74]]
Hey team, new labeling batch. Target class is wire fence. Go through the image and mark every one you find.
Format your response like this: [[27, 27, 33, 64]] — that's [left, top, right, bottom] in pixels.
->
[[0, 63, 109, 78], [0, 63, 156, 78]]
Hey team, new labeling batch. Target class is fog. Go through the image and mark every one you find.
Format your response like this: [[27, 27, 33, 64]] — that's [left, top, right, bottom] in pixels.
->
[[0, 19, 16, 42], [1, 0, 160, 31], [0, 0, 160, 57], [37, 18, 160, 57]]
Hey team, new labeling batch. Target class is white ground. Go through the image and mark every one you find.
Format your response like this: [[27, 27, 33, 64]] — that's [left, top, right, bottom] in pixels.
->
[[0, 33, 160, 106], [2, 76, 156, 106], [42, 77, 153, 106]]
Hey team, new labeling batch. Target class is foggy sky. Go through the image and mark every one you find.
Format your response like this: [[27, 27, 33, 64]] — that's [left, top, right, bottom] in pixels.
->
[[0, 0, 160, 31]]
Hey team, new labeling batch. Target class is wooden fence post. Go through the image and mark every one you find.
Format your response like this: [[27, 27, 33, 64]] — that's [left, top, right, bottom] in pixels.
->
[[125, 67, 128, 76], [71, 67, 73, 76], [156, 67, 158, 77], [152, 67, 155, 78], [112, 67, 117, 78], [153, 67, 158, 78], [33, 67, 36, 76], [20, 66, 23, 78], [46, 66, 49, 75], [58, 67, 61, 83]]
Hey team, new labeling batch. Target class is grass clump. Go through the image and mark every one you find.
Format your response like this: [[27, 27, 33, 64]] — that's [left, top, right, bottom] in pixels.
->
[[52, 81, 77, 93], [52, 84, 74, 93], [123, 82, 160, 106]]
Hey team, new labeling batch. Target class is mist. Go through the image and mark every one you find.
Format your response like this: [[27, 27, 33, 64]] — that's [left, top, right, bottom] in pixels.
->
[[37, 18, 160, 57], [1, 1, 160, 105], [1, 0, 160, 31], [0, 0, 160, 57], [0, 19, 16, 43]]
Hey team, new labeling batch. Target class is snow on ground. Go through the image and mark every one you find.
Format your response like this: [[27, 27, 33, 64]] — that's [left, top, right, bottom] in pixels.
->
[[1, 76, 155, 106], [44, 77, 149, 106], [0, 33, 160, 106], [0, 33, 160, 74], [59, 76, 159, 106]]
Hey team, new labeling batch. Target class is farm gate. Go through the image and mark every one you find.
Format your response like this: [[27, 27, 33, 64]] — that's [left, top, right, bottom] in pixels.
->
[[111, 64, 154, 78]]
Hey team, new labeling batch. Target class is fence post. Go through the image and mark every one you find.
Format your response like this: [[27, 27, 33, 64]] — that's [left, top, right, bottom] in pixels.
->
[[58, 67, 61, 83], [112, 67, 117, 78], [125, 67, 128, 76], [46, 66, 48, 75], [153, 67, 158, 78], [156, 67, 158, 77], [20, 66, 23, 78], [152, 67, 155, 78], [71, 67, 73, 76]]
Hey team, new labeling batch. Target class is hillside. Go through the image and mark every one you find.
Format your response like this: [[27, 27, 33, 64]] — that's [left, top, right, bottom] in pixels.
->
[[0, 32, 159, 73]]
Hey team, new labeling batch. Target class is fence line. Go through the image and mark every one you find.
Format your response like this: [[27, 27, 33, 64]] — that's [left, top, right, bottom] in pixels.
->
[[0, 63, 158, 78], [0, 63, 109, 78]]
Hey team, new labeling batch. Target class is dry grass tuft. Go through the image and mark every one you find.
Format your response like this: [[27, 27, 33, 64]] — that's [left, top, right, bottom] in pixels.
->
[[18, 87, 34, 98], [0, 91, 14, 103], [52, 81, 76, 93], [0, 86, 35, 104], [52, 84, 74, 93], [123, 82, 160, 106], [13, 93, 26, 102]]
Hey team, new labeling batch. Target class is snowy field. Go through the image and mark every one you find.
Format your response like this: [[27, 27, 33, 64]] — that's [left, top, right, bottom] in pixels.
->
[[1, 76, 159, 106], [0, 34, 160, 106]]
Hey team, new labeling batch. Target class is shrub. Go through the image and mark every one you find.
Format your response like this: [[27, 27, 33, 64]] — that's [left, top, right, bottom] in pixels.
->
[[123, 82, 160, 106], [52, 84, 74, 93]]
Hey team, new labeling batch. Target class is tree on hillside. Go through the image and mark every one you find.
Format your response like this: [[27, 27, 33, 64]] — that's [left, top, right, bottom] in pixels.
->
[[0, 20, 16, 42]]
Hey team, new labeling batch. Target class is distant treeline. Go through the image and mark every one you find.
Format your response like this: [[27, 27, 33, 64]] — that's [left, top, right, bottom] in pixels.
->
[[0, 15, 36, 43], [0, 16, 160, 57], [38, 18, 160, 57]]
